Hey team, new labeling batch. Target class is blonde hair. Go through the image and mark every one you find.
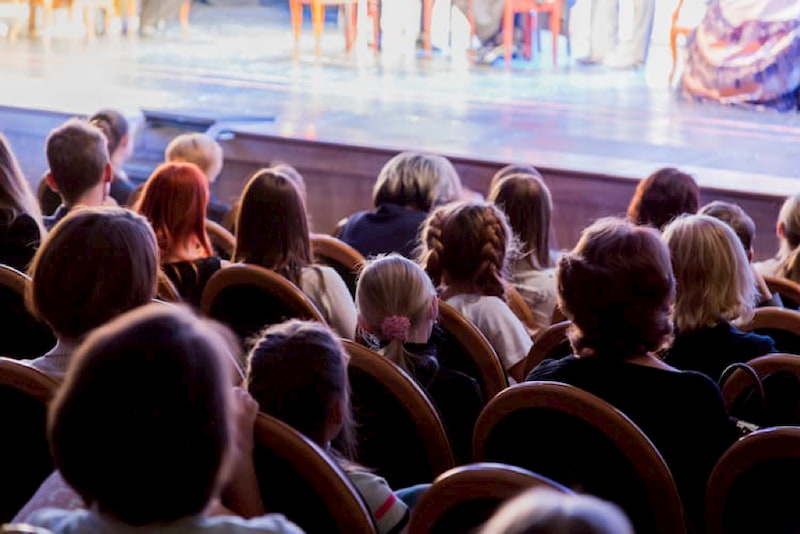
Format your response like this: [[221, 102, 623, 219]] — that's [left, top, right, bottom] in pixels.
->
[[663, 214, 755, 333], [165, 133, 224, 183], [775, 193, 800, 283], [481, 488, 633, 534], [373, 152, 462, 212], [356, 255, 437, 373]]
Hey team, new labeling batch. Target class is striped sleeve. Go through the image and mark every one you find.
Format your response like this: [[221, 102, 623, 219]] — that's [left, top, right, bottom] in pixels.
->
[[347, 470, 409, 534]]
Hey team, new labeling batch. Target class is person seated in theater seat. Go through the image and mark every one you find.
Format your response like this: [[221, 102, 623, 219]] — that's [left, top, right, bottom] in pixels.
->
[[699, 200, 781, 308], [89, 109, 136, 207], [755, 193, 800, 288], [528, 217, 737, 527], [165, 133, 230, 225], [232, 168, 356, 339], [481, 488, 633, 534], [42, 119, 114, 230], [663, 214, 776, 379], [489, 171, 560, 332], [627, 167, 699, 231], [337, 152, 463, 259], [356, 254, 483, 463], [419, 202, 533, 383], [0, 133, 45, 272], [24, 207, 158, 380], [136, 162, 223, 308], [18, 304, 304, 534], [246, 320, 410, 534]]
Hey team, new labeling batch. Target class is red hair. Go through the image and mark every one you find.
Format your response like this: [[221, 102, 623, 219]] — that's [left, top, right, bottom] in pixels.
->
[[136, 162, 212, 261]]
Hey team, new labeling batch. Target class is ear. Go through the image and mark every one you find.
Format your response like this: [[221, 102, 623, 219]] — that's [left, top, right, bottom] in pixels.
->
[[102, 162, 113, 184], [778, 221, 785, 239], [45, 172, 59, 193]]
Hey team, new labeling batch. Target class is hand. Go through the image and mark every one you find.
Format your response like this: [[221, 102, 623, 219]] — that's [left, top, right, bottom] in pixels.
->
[[231, 387, 259, 455]]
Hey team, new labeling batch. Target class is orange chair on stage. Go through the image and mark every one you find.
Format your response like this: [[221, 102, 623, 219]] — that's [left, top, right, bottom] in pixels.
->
[[669, 0, 694, 83], [290, 0, 378, 55], [502, 0, 563, 65]]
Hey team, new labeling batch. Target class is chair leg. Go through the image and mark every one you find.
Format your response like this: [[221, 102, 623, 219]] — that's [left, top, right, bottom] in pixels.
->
[[179, 1, 190, 31], [467, 0, 475, 55], [668, 29, 678, 83], [290, 0, 303, 48], [345, 3, 357, 51], [369, 0, 379, 50], [9, 0, 24, 40], [423, 0, 432, 57], [502, 0, 513, 64], [550, 1, 561, 65], [311, 0, 324, 55], [522, 13, 531, 60]]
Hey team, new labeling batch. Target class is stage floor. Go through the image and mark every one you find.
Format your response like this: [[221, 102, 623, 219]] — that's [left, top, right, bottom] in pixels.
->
[[1, 1, 800, 195]]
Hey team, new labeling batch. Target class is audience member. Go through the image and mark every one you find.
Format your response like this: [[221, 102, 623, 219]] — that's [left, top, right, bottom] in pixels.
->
[[21, 304, 303, 534], [165, 132, 230, 224], [481, 488, 633, 534], [663, 214, 776, 379], [528, 216, 737, 526], [487, 163, 542, 194], [355, 254, 483, 462], [233, 169, 356, 339], [627, 167, 699, 230], [42, 119, 113, 230], [246, 320, 409, 534], [338, 152, 462, 259], [755, 192, 800, 284], [89, 109, 136, 206], [489, 173, 559, 331], [24, 207, 158, 380], [136, 162, 222, 307], [419, 202, 532, 382], [0, 134, 45, 271]]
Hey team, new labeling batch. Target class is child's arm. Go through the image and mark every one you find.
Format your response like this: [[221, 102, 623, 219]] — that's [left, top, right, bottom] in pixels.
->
[[221, 387, 266, 518]]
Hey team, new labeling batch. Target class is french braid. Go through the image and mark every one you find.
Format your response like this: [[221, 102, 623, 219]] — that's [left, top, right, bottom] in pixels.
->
[[420, 207, 448, 286], [473, 206, 508, 299]]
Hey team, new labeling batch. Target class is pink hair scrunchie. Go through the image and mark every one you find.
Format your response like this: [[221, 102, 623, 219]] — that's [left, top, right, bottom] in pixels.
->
[[381, 316, 411, 342]]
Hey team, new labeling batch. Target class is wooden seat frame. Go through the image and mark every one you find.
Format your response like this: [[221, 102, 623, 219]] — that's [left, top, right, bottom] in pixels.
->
[[719, 353, 800, 411], [739, 307, 800, 336], [763, 275, 800, 307], [205, 219, 235, 258], [310, 233, 366, 274]]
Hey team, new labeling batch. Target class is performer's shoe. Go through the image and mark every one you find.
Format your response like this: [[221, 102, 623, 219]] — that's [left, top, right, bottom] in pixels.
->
[[575, 56, 604, 66]]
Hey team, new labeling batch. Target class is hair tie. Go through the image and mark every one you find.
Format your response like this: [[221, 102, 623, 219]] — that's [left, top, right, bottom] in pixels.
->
[[381, 316, 411, 342]]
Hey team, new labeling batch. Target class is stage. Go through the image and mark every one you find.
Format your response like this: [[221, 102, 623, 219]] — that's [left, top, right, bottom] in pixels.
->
[[1, 0, 799, 255]]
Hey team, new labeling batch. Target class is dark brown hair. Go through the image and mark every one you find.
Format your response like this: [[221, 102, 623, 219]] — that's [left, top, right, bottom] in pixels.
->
[[89, 109, 129, 157], [557, 217, 674, 360], [627, 168, 699, 230], [488, 164, 542, 193], [45, 119, 109, 205]]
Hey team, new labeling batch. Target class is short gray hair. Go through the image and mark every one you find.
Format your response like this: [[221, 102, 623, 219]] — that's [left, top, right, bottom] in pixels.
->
[[372, 152, 462, 212]]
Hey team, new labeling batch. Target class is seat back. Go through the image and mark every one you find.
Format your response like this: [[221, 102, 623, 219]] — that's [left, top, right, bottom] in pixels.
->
[[205, 219, 235, 259], [706, 427, 800, 534], [739, 307, 800, 355], [201, 264, 324, 343], [408, 462, 571, 534], [343, 340, 455, 489], [0, 264, 56, 359], [473, 381, 686, 534], [763, 275, 800, 310], [719, 354, 800, 426], [0, 358, 59, 523], [251, 413, 376, 534], [523, 320, 572, 376], [310, 233, 365, 297], [434, 300, 508, 401]]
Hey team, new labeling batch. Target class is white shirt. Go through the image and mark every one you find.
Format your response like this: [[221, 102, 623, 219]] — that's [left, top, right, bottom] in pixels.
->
[[300, 266, 357, 340], [511, 266, 559, 332]]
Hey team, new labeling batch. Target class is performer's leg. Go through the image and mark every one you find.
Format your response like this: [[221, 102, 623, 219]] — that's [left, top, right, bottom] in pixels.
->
[[629, 0, 655, 64], [588, 0, 618, 61]]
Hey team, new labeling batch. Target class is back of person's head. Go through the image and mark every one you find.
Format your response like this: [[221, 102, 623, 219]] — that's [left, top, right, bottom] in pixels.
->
[[45, 118, 109, 206], [698, 200, 756, 258], [481, 488, 634, 534], [558, 217, 674, 360], [488, 174, 554, 270], [233, 168, 311, 285], [49, 304, 234, 525], [270, 162, 308, 203], [136, 162, 212, 262], [246, 320, 355, 457], [165, 133, 224, 183], [420, 202, 511, 299], [627, 167, 699, 230], [356, 254, 437, 373], [0, 133, 43, 227], [373, 152, 462, 212], [89, 109, 130, 161], [663, 214, 755, 333], [488, 164, 542, 194], [776, 193, 800, 283], [27, 206, 158, 341]]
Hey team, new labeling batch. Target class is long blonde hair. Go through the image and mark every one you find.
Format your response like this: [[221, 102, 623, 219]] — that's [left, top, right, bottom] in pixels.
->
[[356, 255, 437, 375], [775, 193, 800, 283], [663, 214, 755, 333], [0, 134, 44, 235]]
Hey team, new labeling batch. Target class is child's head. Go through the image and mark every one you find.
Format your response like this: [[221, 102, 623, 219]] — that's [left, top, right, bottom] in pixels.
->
[[488, 164, 542, 194], [698, 200, 756, 261], [419, 202, 512, 299], [246, 320, 354, 456], [136, 162, 212, 262], [45, 118, 110, 207], [49, 304, 235, 525], [373, 152, 462, 212], [489, 174, 554, 270], [233, 168, 311, 285], [481, 488, 633, 534], [356, 255, 438, 370], [627, 167, 699, 230], [89, 109, 132, 166], [165, 133, 224, 183], [27, 206, 158, 342], [663, 214, 755, 333]]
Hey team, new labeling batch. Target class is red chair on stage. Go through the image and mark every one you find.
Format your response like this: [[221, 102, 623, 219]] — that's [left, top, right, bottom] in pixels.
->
[[502, 0, 563, 65], [290, 0, 379, 55]]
